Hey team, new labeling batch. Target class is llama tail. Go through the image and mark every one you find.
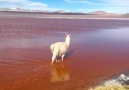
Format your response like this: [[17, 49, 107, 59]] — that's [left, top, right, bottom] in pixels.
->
[[50, 44, 55, 53], [51, 54, 56, 65], [51, 48, 59, 65]]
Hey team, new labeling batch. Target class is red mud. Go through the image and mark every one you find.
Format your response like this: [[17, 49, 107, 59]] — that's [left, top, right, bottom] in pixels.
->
[[0, 16, 129, 90]]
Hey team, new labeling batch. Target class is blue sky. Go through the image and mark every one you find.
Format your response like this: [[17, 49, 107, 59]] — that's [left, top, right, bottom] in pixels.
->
[[0, 0, 129, 14]]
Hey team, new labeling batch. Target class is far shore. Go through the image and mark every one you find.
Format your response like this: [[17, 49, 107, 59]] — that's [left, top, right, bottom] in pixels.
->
[[0, 11, 129, 19]]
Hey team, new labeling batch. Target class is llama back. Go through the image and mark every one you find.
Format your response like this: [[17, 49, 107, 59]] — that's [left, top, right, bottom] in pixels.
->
[[55, 42, 68, 53], [53, 42, 68, 56]]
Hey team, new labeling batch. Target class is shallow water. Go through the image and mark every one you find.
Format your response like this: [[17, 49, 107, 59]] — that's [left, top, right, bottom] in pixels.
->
[[0, 17, 129, 90]]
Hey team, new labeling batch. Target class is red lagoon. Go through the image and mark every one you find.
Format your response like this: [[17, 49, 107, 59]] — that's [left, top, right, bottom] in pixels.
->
[[0, 17, 129, 90]]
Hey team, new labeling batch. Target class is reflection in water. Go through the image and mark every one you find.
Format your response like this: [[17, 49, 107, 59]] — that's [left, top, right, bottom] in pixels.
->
[[50, 62, 70, 82]]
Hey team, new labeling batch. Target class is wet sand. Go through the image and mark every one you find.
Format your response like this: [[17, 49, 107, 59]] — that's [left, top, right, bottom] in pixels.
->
[[0, 16, 129, 90]]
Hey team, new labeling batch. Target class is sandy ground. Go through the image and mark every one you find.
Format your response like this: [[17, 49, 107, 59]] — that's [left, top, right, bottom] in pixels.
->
[[0, 15, 129, 90]]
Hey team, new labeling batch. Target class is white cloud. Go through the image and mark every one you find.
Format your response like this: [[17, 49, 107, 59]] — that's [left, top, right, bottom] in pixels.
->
[[0, 0, 70, 11], [65, 0, 129, 13], [103, 0, 129, 6], [64, 0, 108, 5], [0, 0, 59, 11], [64, 0, 129, 7]]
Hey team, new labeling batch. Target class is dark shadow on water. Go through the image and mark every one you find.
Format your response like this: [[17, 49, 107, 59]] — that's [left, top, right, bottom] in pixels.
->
[[50, 62, 70, 82], [65, 50, 74, 59]]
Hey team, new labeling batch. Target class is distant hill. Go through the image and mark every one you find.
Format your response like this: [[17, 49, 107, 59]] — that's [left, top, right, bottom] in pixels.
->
[[0, 8, 88, 15], [0, 8, 129, 18], [88, 11, 118, 15], [0, 8, 51, 13], [53, 10, 68, 13], [121, 13, 129, 18]]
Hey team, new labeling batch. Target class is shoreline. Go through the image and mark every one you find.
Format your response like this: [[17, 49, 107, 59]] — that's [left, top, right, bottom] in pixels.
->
[[0, 11, 129, 19], [1, 15, 129, 20]]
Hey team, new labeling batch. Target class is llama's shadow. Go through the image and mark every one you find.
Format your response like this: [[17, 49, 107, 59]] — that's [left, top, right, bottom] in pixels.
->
[[65, 50, 73, 59]]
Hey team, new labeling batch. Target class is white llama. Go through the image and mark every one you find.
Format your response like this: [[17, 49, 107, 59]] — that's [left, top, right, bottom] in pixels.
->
[[50, 34, 71, 65]]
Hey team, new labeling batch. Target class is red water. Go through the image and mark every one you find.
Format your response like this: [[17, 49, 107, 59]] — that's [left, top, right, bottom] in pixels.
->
[[0, 17, 129, 90]]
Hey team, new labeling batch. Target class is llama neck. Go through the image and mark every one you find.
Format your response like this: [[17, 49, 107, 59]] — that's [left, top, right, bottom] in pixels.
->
[[65, 37, 70, 47]]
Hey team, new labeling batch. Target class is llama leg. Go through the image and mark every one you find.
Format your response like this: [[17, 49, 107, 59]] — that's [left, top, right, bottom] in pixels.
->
[[51, 55, 56, 65], [51, 50, 54, 54], [61, 54, 65, 61]]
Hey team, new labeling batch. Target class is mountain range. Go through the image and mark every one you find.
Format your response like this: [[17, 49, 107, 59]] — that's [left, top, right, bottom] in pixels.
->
[[0, 8, 121, 15]]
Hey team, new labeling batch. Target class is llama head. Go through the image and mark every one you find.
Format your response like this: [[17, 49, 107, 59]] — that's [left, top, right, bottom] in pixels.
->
[[66, 34, 71, 38], [65, 34, 71, 46]]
